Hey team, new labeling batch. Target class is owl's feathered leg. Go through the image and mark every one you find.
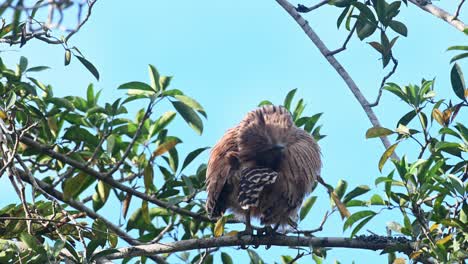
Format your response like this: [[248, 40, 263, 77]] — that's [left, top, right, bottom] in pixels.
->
[[237, 209, 254, 249]]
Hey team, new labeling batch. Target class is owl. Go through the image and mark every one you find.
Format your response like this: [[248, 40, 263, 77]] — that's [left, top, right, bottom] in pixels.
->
[[205, 105, 321, 233]]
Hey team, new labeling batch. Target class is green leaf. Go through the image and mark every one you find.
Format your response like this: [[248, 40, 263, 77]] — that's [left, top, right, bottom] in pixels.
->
[[343, 210, 376, 230], [283, 88, 297, 110], [93, 181, 110, 211], [374, 0, 386, 22], [171, 101, 203, 135], [18, 56, 28, 73], [397, 110, 417, 126], [366, 127, 394, 138], [292, 98, 305, 121], [118, 81, 154, 91], [148, 64, 161, 92], [174, 94, 206, 117], [356, 20, 377, 40], [144, 164, 155, 194], [304, 113, 323, 133], [435, 142, 462, 157], [370, 194, 385, 205], [52, 240, 65, 258], [25, 66, 50, 72], [258, 100, 273, 106], [75, 55, 100, 80], [335, 179, 348, 199], [447, 174, 465, 196], [450, 63, 466, 100], [221, 253, 233, 264], [300, 196, 318, 220], [450, 52, 468, 64], [48, 97, 75, 111], [337, 6, 351, 29], [64, 50, 71, 66], [350, 214, 375, 237], [63, 173, 96, 200], [378, 142, 398, 171], [20, 233, 42, 253], [447, 45, 468, 51], [389, 20, 407, 36], [247, 249, 264, 264], [281, 256, 294, 264], [181, 147, 210, 171], [352, 2, 376, 22], [343, 185, 370, 203]]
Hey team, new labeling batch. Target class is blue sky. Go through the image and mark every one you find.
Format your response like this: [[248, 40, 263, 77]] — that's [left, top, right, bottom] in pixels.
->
[[0, 0, 466, 263]]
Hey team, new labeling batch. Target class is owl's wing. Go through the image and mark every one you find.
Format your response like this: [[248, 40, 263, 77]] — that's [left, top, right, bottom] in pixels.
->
[[205, 127, 239, 218], [281, 129, 322, 210]]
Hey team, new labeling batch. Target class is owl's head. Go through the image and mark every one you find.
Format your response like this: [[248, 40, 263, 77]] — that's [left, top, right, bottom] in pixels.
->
[[237, 105, 294, 170]]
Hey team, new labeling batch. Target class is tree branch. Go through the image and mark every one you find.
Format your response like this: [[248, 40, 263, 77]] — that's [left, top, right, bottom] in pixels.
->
[[408, 0, 467, 32], [453, 0, 465, 21], [19, 135, 214, 223], [368, 55, 399, 107], [296, 0, 329, 13], [275, 0, 396, 154], [16, 170, 168, 264], [101, 234, 414, 260]]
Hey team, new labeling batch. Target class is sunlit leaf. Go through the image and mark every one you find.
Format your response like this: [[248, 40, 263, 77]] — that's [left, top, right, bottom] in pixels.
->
[[378, 142, 398, 171], [214, 216, 226, 237], [366, 127, 394, 138]]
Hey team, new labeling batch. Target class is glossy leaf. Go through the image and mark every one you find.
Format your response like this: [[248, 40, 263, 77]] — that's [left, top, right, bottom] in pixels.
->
[[172, 101, 203, 135], [283, 88, 297, 110], [181, 147, 210, 171], [75, 55, 100, 80], [450, 63, 466, 100]]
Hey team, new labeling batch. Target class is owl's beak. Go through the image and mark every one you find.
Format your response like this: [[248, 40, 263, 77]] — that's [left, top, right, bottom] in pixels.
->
[[272, 144, 285, 151]]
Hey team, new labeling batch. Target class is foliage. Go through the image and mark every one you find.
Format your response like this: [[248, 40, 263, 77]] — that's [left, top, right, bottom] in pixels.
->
[[0, 0, 467, 263]]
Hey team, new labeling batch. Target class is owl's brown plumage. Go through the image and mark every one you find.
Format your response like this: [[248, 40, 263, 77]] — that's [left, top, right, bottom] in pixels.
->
[[205, 105, 321, 228]]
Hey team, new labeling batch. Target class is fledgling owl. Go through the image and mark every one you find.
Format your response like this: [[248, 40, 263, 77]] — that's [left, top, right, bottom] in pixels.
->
[[205, 105, 321, 233]]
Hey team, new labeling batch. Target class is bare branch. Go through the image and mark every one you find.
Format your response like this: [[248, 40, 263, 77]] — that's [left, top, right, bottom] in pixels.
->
[[368, 55, 399, 107], [408, 0, 467, 32], [296, 0, 329, 13], [453, 0, 466, 21], [327, 23, 357, 56], [275, 0, 397, 155], [100, 234, 414, 260]]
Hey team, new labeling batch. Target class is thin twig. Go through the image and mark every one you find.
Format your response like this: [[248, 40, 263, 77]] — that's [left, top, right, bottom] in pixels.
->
[[106, 101, 153, 177], [292, 210, 332, 235], [452, 0, 466, 21], [296, 0, 329, 13], [275, 0, 397, 157], [326, 23, 357, 56], [368, 55, 399, 107]]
